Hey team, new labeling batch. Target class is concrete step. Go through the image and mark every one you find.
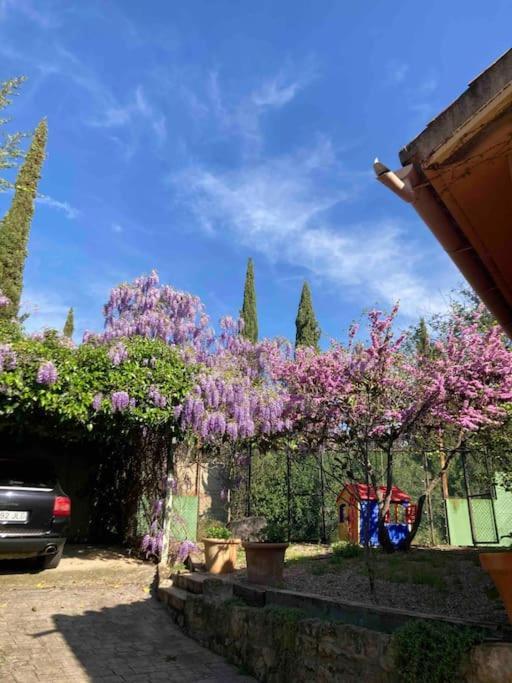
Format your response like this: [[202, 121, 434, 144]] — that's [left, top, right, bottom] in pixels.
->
[[158, 585, 188, 611], [172, 572, 209, 594]]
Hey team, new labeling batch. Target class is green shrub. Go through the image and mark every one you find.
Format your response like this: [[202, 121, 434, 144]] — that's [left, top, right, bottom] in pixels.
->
[[391, 620, 483, 683], [204, 523, 231, 540], [331, 541, 362, 559]]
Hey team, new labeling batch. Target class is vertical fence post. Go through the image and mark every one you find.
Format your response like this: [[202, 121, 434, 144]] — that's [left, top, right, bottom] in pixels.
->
[[423, 450, 435, 545], [319, 447, 327, 544]]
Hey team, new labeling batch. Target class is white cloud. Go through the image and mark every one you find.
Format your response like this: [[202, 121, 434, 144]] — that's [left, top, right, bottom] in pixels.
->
[[251, 70, 312, 108], [206, 65, 316, 154], [417, 76, 438, 95], [175, 140, 457, 319], [384, 60, 409, 86], [0, 0, 60, 29], [90, 84, 167, 143], [37, 194, 79, 220], [21, 289, 70, 333]]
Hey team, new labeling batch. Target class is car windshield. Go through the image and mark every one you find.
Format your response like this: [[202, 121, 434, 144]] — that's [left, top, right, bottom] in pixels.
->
[[0, 459, 57, 488]]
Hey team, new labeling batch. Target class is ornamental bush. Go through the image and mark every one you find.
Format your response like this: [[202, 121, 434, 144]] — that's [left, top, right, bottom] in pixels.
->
[[0, 328, 194, 436], [391, 620, 483, 682]]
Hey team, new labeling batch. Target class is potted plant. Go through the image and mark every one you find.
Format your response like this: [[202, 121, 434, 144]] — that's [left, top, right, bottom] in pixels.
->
[[480, 535, 512, 623], [202, 523, 241, 574], [243, 525, 289, 586]]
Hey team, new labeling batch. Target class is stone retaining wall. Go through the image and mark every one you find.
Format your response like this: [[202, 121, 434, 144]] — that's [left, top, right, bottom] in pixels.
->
[[185, 593, 393, 682], [160, 577, 512, 683]]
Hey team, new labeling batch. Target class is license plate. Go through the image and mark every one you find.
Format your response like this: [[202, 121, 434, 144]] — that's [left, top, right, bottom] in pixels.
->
[[0, 510, 29, 523]]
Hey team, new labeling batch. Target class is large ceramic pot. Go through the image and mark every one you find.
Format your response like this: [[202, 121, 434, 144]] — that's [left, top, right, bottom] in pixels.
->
[[243, 542, 289, 586], [480, 552, 512, 623], [203, 537, 241, 574]]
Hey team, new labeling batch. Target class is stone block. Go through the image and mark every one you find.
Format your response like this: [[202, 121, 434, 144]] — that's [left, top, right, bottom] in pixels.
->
[[202, 578, 233, 604], [462, 642, 512, 683], [233, 582, 266, 607]]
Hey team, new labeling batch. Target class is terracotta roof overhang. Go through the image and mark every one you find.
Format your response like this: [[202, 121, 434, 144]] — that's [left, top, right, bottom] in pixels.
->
[[375, 49, 512, 337]]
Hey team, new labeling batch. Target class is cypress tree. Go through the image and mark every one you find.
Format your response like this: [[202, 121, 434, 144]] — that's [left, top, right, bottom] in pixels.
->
[[295, 281, 321, 351], [0, 76, 26, 192], [63, 307, 74, 338], [240, 257, 258, 342], [414, 317, 430, 357], [0, 118, 47, 319]]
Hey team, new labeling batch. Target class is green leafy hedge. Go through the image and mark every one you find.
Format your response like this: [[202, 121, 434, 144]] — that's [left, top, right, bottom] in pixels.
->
[[391, 620, 483, 683], [0, 325, 195, 439]]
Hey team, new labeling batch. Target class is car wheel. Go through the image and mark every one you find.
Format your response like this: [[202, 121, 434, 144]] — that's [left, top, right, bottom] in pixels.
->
[[39, 545, 64, 570]]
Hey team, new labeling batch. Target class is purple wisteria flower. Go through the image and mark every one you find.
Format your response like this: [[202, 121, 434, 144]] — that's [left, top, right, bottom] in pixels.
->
[[177, 540, 199, 564], [96, 270, 215, 352], [0, 292, 10, 308], [148, 385, 167, 408], [0, 344, 17, 372], [108, 341, 128, 366], [153, 499, 164, 515], [36, 361, 58, 386], [111, 390, 130, 412], [92, 393, 103, 411], [140, 531, 164, 558]]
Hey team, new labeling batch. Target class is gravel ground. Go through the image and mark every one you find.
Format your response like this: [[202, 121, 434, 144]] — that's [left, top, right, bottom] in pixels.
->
[[282, 548, 509, 624]]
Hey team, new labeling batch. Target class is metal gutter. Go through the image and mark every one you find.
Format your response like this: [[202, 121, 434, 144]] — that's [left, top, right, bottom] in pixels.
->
[[373, 160, 512, 338]]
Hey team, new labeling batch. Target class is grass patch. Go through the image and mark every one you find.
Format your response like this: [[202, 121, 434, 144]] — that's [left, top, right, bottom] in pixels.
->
[[331, 542, 363, 559], [298, 547, 468, 593], [374, 557, 448, 591]]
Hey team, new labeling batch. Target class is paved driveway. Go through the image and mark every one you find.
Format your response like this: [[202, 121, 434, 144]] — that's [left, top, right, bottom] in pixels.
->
[[0, 547, 254, 683]]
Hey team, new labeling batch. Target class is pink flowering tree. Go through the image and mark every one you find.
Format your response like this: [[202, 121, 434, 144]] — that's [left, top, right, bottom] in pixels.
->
[[271, 306, 512, 552]]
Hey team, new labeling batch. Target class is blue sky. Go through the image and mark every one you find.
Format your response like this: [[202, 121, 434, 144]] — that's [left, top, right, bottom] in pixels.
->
[[0, 1, 510, 344]]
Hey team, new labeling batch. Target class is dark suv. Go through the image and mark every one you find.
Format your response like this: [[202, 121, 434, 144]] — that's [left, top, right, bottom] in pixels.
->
[[0, 457, 71, 569]]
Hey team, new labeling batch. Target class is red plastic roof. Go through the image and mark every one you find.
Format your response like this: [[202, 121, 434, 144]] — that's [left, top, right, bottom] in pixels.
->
[[336, 483, 410, 504]]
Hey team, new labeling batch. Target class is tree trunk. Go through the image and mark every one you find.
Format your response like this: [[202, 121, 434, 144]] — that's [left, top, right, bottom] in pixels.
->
[[377, 516, 395, 553], [439, 432, 449, 499], [423, 451, 435, 545], [395, 494, 426, 551]]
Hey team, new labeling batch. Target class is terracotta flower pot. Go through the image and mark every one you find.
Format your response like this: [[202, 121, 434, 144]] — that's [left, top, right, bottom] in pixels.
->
[[243, 542, 289, 586], [480, 552, 512, 623], [203, 537, 240, 574]]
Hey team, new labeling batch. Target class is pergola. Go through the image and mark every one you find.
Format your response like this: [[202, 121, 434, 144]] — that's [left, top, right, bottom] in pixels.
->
[[375, 49, 512, 337]]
